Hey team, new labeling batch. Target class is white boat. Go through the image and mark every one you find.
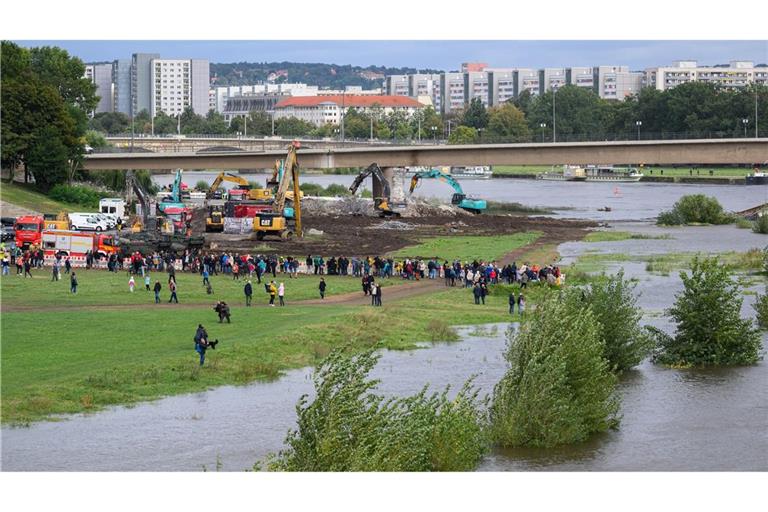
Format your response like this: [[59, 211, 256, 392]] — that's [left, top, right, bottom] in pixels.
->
[[537, 165, 587, 181], [584, 165, 643, 182], [745, 169, 767, 185], [449, 166, 494, 179]]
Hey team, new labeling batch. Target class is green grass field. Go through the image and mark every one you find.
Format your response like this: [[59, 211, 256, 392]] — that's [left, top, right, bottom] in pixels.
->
[[583, 231, 672, 243], [0, 270, 396, 308], [0, 182, 77, 214], [388, 232, 541, 262]]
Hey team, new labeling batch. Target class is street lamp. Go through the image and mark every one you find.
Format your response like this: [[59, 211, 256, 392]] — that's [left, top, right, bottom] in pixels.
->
[[635, 120, 642, 141], [539, 122, 547, 143], [478, 127, 485, 143], [431, 125, 437, 141], [552, 85, 558, 143], [742, 118, 749, 138]]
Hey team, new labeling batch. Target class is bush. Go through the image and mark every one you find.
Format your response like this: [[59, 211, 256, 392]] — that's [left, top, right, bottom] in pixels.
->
[[582, 271, 654, 373], [322, 183, 351, 197], [48, 184, 108, 208], [490, 291, 619, 448], [195, 180, 210, 191], [754, 290, 768, 329], [299, 183, 324, 196], [657, 194, 732, 225], [649, 257, 762, 367], [753, 214, 768, 234], [269, 350, 488, 471]]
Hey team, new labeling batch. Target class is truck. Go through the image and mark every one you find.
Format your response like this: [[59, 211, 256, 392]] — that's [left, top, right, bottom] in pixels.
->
[[41, 230, 118, 260], [14, 215, 45, 249]]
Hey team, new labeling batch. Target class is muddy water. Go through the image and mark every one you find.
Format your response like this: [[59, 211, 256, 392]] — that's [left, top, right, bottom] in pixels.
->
[[154, 172, 768, 222]]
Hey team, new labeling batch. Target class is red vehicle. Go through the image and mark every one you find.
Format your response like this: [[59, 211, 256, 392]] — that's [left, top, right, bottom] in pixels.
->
[[14, 215, 45, 249], [233, 203, 272, 218], [41, 230, 118, 260], [162, 206, 194, 233]]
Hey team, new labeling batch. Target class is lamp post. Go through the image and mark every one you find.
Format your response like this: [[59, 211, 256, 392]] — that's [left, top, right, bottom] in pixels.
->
[[270, 111, 275, 136], [340, 91, 346, 144], [551, 85, 558, 143], [742, 118, 749, 138], [417, 114, 422, 143], [635, 120, 642, 141], [756, 90, 759, 138], [431, 125, 437, 141], [446, 120, 453, 139], [244, 115, 248, 138], [478, 127, 484, 143], [539, 122, 547, 143]]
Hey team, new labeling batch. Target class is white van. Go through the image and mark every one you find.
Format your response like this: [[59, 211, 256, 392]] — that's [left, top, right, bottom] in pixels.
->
[[73, 212, 115, 229], [68, 213, 110, 232], [99, 198, 126, 221]]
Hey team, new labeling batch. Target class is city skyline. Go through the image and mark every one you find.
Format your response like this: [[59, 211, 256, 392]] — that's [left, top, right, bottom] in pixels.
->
[[15, 40, 768, 71]]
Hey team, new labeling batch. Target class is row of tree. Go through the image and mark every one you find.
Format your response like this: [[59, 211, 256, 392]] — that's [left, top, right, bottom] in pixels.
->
[[1, 41, 99, 191]]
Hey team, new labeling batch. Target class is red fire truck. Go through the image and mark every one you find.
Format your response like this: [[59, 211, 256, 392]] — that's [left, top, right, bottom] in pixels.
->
[[14, 215, 45, 249], [41, 229, 118, 261]]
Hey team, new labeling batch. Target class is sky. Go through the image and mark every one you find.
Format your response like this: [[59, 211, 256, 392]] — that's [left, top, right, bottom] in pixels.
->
[[14, 40, 768, 71]]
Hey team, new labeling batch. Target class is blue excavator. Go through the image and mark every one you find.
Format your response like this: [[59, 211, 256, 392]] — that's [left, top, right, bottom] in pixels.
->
[[408, 168, 487, 214], [157, 169, 186, 213]]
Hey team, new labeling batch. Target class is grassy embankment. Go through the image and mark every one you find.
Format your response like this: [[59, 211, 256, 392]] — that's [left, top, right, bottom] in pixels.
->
[[1, 233, 545, 424], [0, 182, 77, 214], [573, 248, 767, 275], [492, 165, 755, 178], [388, 232, 541, 262], [583, 231, 671, 243]]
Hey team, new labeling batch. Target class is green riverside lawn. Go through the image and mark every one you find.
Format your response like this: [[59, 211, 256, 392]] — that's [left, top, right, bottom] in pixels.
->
[[0, 182, 78, 214]]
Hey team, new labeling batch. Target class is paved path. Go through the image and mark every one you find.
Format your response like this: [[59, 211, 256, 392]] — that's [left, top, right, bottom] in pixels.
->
[[0, 200, 39, 218]]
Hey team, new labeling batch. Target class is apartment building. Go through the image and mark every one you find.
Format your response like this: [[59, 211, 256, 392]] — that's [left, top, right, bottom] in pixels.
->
[[112, 59, 132, 115], [440, 72, 466, 115], [645, 60, 768, 91], [131, 53, 160, 116], [409, 74, 442, 112], [385, 75, 410, 96], [84, 63, 114, 114], [149, 59, 210, 117], [538, 68, 567, 94], [488, 69, 516, 105], [465, 71, 490, 107], [273, 95, 423, 127]]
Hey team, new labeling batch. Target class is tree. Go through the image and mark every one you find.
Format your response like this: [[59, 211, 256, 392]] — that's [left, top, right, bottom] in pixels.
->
[[89, 112, 130, 135], [274, 116, 314, 137], [583, 271, 654, 373], [133, 110, 152, 134], [203, 110, 228, 134], [448, 125, 478, 145], [650, 257, 762, 366], [152, 112, 177, 135], [490, 291, 619, 448], [179, 107, 205, 135], [511, 89, 533, 116], [461, 98, 489, 129], [29, 46, 98, 113], [26, 126, 70, 192], [487, 103, 531, 141], [527, 85, 609, 140]]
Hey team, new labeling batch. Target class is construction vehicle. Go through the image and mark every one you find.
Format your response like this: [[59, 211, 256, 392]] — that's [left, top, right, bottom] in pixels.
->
[[43, 212, 71, 231], [41, 229, 118, 260], [157, 169, 186, 213], [348, 163, 400, 217], [206, 203, 224, 232], [409, 168, 487, 214], [207, 172, 272, 201], [119, 170, 204, 254], [253, 141, 303, 240], [14, 215, 45, 249]]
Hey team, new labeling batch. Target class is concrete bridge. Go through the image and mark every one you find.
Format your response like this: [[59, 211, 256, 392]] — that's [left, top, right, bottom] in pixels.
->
[[85, 138, 768, 171]]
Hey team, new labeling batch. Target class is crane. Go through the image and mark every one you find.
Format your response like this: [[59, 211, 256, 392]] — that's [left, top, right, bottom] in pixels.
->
[[253, 141, 303, 240], [408, 168, 487, 214], [348, 163, 399, 217]]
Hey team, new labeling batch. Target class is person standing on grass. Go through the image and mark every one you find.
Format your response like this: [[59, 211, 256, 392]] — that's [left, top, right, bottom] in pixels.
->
[[51, 258, 60, 281], [268, 280, 277, 306], [278, 282, 285, 306], [70, 271, 78, 294], [244, 280, 253, 307], [24, 257, 33, 278], [370, 283, 377, 306], [169, 279, 178, 303], [375, 282, 382, 306], [508, 292, 516, 315], [473, 283, 482, 305], [64, 256, 71, 275], [129, 275, 135, 292], [154, 280, 162, 304], [517, 294, 525, 317], [202, 267, 210, 287], [319, 277, 326, 299], [144, 274, 151, 291]]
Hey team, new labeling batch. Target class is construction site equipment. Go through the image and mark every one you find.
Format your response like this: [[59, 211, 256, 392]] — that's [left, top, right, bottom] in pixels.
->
[[207, 172, 273, 201], [253, 141, 302, 240], [206, 204, 224, 232], [348, 163, 400, 217], [158, 169, 186, 213], [409, 168, 487, 214]]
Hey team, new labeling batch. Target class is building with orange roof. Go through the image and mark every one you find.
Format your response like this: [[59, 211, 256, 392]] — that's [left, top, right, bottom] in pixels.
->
[[273, 95, 424, 127]]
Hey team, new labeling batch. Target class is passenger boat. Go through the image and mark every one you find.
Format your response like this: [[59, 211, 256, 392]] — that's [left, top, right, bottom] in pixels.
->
[[449, 166, 494, 179], [537, 165, 587, 181], [583, 165, 643, 182], [745, 169, 767, 185]]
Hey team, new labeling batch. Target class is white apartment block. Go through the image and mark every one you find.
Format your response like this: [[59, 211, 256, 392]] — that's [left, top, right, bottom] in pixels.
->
[[409, 74, 442, 112], [515, 69, 540, 97], [488, 69, 516, 105], [84, 63, 114, 114], [273, 95, 423, 127], [440, 72, 466, 115], [539, 68, 567, 94], [645, 60, 768, 91], [150, 59, 210, 117], [385, 75, 410, 96], [465, 71, 490, 107], [211, 83, 317, 113]]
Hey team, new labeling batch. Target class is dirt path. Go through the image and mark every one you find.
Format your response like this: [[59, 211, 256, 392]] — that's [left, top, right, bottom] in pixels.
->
[[1, 278, 444, 313]]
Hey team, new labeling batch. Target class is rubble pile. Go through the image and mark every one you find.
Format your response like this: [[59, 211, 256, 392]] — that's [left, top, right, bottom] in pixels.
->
[[398, 198, 471, 218], [367, 220, 416, 231], [301, 197, 374, 216]]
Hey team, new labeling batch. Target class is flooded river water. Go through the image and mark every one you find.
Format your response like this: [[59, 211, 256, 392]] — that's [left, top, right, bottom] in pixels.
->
[[2, 177, 766, 471]]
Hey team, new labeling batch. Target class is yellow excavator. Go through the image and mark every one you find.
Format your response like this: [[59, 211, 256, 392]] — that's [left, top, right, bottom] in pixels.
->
[[253, 141, 302, 240], [207, 172, 272, 201]]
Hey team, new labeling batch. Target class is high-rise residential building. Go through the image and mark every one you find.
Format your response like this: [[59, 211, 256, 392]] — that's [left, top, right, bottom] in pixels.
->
[[514, 69, 540, 98], [408, 74, 442, 112], [273, 95, 423, 127], [131, 53, 160, 116], [440, 72, 466, 115], [645, 60, 768, 91], [462, 62, 488, 73], [385, 75, 410, 96], [84, 63, 114, 114], [112, 59, 132, 115], [464, 71, 490, 107], [149, 58, 210, 117], [539, 68, 567, 94], [488, 69, 516, 105], [566, 67, 595, 90]]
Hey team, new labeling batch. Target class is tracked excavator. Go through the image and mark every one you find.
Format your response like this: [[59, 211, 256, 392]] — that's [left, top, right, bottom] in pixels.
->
[[348, 163, 400, 217], [409, 168, 487, 214], [252, 141, 303, 240]]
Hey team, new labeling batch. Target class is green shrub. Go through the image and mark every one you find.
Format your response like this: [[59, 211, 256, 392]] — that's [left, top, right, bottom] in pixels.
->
[[322, 184, 351, 197], [650, 257, 763, 367], [582, 271, 654, 373], [752, 215, 768, 234], [195, 180, 210, 191], [48, 184, 108, 208], [268, 350, 488, 471], [490, 291, 619, 448], [299, 182, 324, 196], [657, 194, 732, 225], [735, 217, 753, 229], [754, 290, 768, 329]]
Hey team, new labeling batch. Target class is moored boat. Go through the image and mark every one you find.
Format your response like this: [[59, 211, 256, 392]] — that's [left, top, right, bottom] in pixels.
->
[[537, 165, 587, 181]]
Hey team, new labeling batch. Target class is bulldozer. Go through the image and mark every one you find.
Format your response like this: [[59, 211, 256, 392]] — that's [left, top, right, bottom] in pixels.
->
[[205, 204, 224, 232]]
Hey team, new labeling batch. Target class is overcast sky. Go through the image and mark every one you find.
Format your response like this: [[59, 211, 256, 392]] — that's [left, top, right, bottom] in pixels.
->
[[15, 40, 768, 70]]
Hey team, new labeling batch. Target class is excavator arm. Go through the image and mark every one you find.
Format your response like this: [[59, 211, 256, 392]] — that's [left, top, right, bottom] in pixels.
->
[[349, 163, 397, 216], [408, 168, 486, 214], [207, 172, 251, 199]]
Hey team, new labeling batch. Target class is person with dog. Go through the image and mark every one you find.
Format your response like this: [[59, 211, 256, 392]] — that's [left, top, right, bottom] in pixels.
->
[[194, 324, 218, 366], [214, 301, 231, 323]]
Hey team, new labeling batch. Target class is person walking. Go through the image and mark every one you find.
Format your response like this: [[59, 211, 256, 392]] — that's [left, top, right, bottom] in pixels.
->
[[370, 283, 377, 306], [194, 324, 209, 367], [508, 292, 516, 315], [144, 274, 151, 291], [318, 277, 326, 299], [517, 294, 525, 317], [278, 282, 285, 306], [244, 280, 253, 306], [169, 279, 178, 303], [153, 280, 162, 304], [268, 280, 277, 306], [473, 283, 481, 305], [70, 271, 78, 294], [202, 268, 210, 287], [23, 257, 32, 278], [51, 259, 60, 281], [375, 282, 382, 306], [128, 275, 135, 292], [64, 257, 71, 275]]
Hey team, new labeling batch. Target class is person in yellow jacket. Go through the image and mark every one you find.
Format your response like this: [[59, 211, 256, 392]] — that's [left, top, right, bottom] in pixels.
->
[[268, 280, 277, 306]]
